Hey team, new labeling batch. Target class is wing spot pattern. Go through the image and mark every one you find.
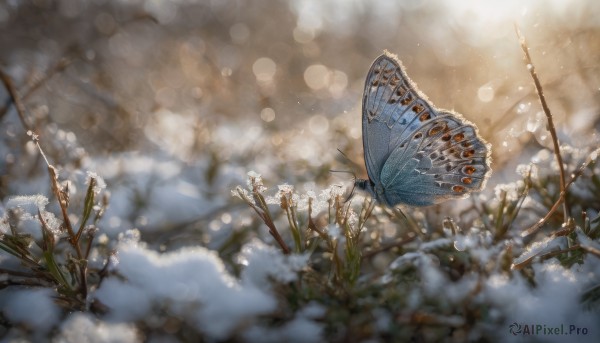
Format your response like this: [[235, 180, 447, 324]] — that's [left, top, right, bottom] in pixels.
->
[[452, 185, 465, 193], [428, 124, 445, 136], [463, 166, 476, 175], [462, 149, 475, 158], [419, 112, 431, 122], [412, 103, 425, 113], [400, 94, 414, 105], [396, 86, 407, 97]]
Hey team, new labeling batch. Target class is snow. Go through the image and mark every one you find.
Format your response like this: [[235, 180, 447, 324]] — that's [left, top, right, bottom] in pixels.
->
[[55, 313, 140, 343], [85, 152, 226, 236], [0, 288, 60, 333], [95, 237, 308, 340], [483, 257, 600, 342], [243, 314, 324, 343], [275, 317, 323, 342], [238, 238, 308, 288], [5, 194, 49, 213], [0, 195, 62, 239]]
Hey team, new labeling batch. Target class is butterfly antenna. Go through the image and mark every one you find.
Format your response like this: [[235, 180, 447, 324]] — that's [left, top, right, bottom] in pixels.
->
[[332, 149, 361, 203], [336, 148, 352, 163], [345, 182, 357, 203], [329, 169, 357, 203]]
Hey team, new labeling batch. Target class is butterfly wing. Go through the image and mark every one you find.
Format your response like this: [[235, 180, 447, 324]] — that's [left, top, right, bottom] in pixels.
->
[[362, 51, 491, 206], [379, 114, 491, 206], [362, 51, 446, 186]]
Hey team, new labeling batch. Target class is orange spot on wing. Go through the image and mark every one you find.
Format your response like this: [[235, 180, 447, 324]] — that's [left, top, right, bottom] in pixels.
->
[[463, 166, 476, 175], [428, 124, 444, 135], [452, 185, 465, 192], [396, 86, 407, 97], [420, 112, 431, 122], [462, 149, 475, 158], [400, 94, 413, 105], [412, 103, 425, 113]]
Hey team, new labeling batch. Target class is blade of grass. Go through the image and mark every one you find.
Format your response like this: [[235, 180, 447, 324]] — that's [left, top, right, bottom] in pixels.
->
[[75, 177, 97, 242]]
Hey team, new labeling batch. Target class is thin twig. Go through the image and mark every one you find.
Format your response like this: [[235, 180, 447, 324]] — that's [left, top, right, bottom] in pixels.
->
[[0, 69, 32, 132], [580, 245, 600, 258], [0, 268, 39, 278], [236, 186, 291, 254], [23, 58, 72, 101], [515, 26, 570, 221], [511, 245, 581, 270], [0, 57, 73, 120]]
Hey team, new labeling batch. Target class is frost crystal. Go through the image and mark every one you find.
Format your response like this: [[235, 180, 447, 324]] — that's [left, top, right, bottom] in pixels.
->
[[86, 171, 106, 194], [516, 163, 538, 179], [6, 195, 49, 212], [245, 171, 267, 193], [265, 184, 296, 206], [513, 235, 567, 266], [494, 182, 522, 202], [232, 186, 253, 204]]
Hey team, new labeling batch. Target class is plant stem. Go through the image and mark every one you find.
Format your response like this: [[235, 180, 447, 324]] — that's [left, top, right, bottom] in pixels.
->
[[515, 27, 570, 222]]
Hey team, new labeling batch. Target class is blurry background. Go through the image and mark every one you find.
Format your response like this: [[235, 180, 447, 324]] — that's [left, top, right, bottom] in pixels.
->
[[1, 0, 599, 245]]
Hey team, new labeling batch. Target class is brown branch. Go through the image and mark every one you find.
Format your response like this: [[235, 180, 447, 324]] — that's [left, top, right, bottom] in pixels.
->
[[515, 26, 570, 221], [580, 245, 600, 258], [511, 245, 582, 270], [0, 69, 32, 132], [22, 58, 72, 101]]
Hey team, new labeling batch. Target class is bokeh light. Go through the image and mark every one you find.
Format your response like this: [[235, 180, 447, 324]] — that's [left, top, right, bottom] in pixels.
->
[[1, 0, 599, 212]]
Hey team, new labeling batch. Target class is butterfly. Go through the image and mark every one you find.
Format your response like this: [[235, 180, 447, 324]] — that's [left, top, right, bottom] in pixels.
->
[[355, 51, 491, 207]]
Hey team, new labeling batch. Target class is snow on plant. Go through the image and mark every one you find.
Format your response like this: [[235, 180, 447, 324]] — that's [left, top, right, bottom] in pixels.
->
[[0, 134, 109, 319], [233, 170, 373, 285], [96, 233, 307, 340]]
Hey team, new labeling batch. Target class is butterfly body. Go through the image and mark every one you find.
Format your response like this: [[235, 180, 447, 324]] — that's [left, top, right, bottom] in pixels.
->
[[356, 51, 491, 207]]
